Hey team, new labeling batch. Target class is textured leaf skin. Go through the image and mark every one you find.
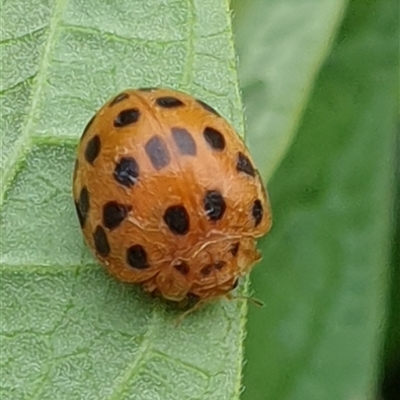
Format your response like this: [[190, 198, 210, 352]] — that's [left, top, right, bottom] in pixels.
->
[[1, 1, 249, 399]]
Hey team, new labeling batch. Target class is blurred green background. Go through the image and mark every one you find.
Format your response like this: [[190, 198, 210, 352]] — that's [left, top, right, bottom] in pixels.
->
[[231, 0, 399, 399]]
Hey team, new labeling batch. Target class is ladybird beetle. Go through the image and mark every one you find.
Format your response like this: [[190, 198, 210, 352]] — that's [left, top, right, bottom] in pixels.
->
[[72, 87, 272, 303]]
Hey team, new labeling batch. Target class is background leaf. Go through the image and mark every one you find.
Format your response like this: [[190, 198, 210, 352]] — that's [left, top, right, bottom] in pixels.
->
[[381, 130, 400, 399], [232, 0, 348, 180], [1, 1, 251, 399], [233, 0, 399, 399]]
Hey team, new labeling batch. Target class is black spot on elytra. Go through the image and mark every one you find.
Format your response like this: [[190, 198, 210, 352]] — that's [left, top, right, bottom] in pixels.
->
[[77, 186, 90, 227], [196, 99, 220, 117], [84, 135, 101, 164], [126, 245, 148, 269], [203, 190, 226, 221], [109, 92, 129, 107], [93, 225, 110, 257], [174, 262, 189, 275], [163, 205, 189, 235], [252, 199, 263, 226], [186, 292, 200, 302], [200, 261, 225, 276], [203, 127, 225, 150], [200, 265, 213, 276], [74, 202, 85, 227], [156, 96, 184, 108], [103, 201, 132, 230], [236, 152, 255, 177], [145, 136, 170, 170], [171, 127, 196, 156], [114, 157, 139, 187], [230, 242, 240, 257], [114, 108, 140, 127], [214, 261, 225, 270], [81, 115, 95, 140]]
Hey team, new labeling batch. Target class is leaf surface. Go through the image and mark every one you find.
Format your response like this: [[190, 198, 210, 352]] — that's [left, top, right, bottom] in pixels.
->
[[1, 1, 248, 399]]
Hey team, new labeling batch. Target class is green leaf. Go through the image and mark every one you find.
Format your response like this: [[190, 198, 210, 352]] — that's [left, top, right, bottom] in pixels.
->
[[382, 140, 400, 399], [232, 0, 348, 180], [238, 0, 399, 399], [0, 1, 249, 399]]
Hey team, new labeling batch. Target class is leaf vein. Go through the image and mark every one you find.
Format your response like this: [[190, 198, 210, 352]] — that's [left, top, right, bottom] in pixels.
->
[[61, 24, 187, 46], [192, 82, 229, 98], [106, 312, 159, 400], [0, 74, 36, 98], [0, 264, 96, 273], [150, 349, 211, 378], [0, 26, 47, 45], [179, 0, 195, 90], [194, 51, 228, 63], [0, 0, 68, 207]]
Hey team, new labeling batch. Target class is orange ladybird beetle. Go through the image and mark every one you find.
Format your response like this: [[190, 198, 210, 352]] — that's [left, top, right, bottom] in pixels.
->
[[72, 87, 272, 304]]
